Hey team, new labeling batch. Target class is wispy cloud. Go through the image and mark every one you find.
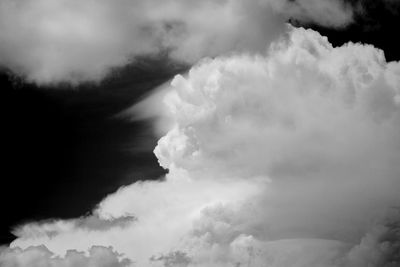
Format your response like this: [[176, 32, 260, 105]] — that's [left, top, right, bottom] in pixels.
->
[[0, 0, 353, 85]]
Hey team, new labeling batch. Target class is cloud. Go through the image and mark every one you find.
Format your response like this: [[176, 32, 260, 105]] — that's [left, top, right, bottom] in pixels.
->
[[4, 27, 400, 266], [13, 215, 136, 239], [155, 27, 400, 182], [343, 211, 400, 267], [0, 245, 131, 267], [10, 176, 264, 265], [0, 0, 353, 85], [276, 0, 354, 27]]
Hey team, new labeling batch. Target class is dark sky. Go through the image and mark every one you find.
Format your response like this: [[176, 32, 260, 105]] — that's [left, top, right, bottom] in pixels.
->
[[1, 0, 399, 245], [0, 58, 185, 244]]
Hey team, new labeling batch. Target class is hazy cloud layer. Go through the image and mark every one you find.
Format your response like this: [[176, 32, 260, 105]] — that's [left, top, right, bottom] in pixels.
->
[[4, 27, 400, 266], [0, 0, 353, 85]]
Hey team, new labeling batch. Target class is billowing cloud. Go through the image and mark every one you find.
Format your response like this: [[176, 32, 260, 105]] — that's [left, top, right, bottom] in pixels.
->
[[10, 176, 265, 265], [0, 0, 354, 85], [2, 27, 399, 266]]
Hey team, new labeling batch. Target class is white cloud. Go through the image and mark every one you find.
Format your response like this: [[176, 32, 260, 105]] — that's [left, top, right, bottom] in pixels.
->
[[4, 27, 400, 266], [0, 0, 353, 85], [12, 215, 136, 240], [10, 174, 265, 265], [0, 245, 131, 267]]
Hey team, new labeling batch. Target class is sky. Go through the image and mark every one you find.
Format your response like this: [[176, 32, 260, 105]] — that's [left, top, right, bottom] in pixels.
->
[[0, 0, 400, 266]]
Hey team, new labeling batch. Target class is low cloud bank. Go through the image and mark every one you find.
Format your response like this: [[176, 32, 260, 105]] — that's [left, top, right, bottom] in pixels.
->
[[0, 245, 131, 267]]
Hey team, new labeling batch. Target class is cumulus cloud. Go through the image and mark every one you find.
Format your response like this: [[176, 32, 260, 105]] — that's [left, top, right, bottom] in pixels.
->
[[2, 26, 399, 266], [0, 0, 354, 85]]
